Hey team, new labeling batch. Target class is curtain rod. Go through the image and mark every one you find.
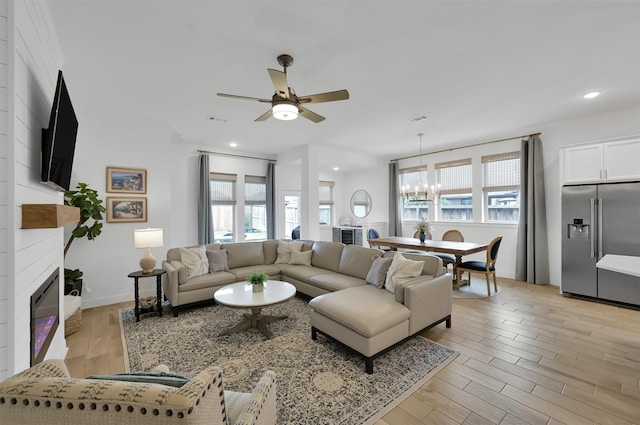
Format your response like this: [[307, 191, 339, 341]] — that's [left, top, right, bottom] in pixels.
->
[[391, 132, 541, 162], [197, 150, 276, 163]]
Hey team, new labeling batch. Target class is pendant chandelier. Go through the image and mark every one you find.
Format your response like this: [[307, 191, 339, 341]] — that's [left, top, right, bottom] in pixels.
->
[[401, 133, 440, 203]]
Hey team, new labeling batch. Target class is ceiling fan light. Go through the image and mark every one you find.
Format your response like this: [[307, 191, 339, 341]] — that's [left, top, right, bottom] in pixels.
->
[[272, 103, 299, 120]]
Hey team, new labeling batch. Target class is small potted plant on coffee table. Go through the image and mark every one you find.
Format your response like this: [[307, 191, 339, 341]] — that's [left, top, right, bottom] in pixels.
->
[[247, 271, 269, 293]]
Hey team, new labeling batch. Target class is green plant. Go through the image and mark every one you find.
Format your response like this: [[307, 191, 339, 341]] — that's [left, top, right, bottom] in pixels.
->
[[246, 271, 269, 285], [63, 182, 106, 284], [416, 218, 433, 233]]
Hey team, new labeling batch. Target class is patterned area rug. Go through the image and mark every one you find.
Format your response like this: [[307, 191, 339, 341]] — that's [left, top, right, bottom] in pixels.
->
[[120, 295, 457, 425]]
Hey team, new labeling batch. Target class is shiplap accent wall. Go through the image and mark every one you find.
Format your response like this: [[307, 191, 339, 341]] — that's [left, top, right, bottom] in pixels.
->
[[0, 0, 9, 380], [0, 0, 65, 379]]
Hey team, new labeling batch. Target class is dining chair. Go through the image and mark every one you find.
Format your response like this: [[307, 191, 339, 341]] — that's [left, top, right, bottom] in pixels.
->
[[367, 228, 392, 251], [435, 229, 464, 272], [456, 236, 502, 296]]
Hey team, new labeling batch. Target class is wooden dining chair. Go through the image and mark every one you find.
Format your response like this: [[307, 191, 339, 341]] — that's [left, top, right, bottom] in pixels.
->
[[456, 236, 502, 296], [435, 229, 464, 272]]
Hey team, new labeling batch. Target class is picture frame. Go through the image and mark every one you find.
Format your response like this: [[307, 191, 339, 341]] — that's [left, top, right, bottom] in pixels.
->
[[106, 167, 147, 194], [106, 197, 147, 223]]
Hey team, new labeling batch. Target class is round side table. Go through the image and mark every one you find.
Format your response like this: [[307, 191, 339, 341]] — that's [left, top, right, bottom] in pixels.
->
[[127, 269, 166, 322]]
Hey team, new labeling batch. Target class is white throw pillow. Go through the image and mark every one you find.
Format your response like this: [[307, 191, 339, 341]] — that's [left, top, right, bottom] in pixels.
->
[[275, 240, 303, 264], [289, 249, 312, 266], [179, 246, 209, 279], [385, 252, 424, 294]]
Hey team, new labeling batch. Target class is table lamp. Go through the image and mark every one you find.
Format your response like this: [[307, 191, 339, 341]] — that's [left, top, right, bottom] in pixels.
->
[[134, 228, 163, 274]]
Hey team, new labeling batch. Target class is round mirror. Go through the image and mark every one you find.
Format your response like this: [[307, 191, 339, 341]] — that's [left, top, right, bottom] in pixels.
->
[[350, 190, 372, 218]]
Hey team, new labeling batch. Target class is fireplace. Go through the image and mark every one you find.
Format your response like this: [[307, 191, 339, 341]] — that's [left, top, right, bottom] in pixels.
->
[[30, 268, 60, 366]]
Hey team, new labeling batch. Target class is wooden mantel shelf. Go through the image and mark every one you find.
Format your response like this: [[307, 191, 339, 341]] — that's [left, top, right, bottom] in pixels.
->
[[21, 204, 80, 229]]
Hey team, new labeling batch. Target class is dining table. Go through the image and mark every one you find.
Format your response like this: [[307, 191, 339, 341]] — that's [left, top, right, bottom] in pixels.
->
[[367, 236, 489, 289]]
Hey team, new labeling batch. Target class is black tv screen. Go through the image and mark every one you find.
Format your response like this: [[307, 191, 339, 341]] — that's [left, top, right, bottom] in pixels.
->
[[41, 70, 78, 192]]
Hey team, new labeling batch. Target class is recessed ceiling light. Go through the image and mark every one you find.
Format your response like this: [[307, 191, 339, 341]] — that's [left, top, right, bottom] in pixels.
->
[[229, 142, 237, 147], [583, 91, 601, 99], [333, 167, 340, 171]]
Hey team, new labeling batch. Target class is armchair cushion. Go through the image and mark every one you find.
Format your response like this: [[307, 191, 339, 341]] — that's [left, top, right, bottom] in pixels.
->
[[86, 371, 191, 388]]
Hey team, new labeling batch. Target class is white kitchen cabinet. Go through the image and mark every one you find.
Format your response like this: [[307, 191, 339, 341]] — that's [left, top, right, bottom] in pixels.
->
[[562, 138, 640, 185]]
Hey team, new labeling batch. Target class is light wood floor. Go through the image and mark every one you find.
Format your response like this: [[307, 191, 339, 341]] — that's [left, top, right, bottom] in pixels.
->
[[64, 278, 640, 425]]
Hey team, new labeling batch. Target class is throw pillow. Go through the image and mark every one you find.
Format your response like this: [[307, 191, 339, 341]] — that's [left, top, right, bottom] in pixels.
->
[[274, 240, 303, 264], [289, 249, 312, 266], [385, 252, 424, 294], [179, 246, 209, 279], [207, 249, 229, 273], [366, 257, 393, 288], [87, 372, 190, 388]]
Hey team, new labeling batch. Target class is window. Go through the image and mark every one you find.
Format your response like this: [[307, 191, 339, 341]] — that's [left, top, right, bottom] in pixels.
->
[[319, 181, 334, 225], [210, 173, 236, 242], [482, 152, 520, 222], [399, 166, 429, 220], [244, 176, 267, 241], [436, 159, 472, 221]]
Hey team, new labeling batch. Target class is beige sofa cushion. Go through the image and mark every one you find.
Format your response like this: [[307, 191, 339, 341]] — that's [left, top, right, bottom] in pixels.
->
[[309, 285, 410, 337], [310, 241, 344, 272], [309, 273, 366, 292], [223, 242, 265, 269], [338, 245, 383, 279]]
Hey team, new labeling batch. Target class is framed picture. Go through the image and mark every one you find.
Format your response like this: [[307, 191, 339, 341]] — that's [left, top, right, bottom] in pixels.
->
[[106, 167, 147, 194], [106, 197, 147, 223]]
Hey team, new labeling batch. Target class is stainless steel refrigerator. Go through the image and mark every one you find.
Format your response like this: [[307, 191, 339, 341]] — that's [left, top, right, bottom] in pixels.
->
[[561, 181, 640, 307]]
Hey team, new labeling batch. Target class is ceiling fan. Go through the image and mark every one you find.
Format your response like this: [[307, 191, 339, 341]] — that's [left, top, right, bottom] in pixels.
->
[[217, 54, 349, 123]]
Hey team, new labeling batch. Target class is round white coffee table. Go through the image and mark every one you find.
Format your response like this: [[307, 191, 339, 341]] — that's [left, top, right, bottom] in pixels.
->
[[214, 280, 296, 339]]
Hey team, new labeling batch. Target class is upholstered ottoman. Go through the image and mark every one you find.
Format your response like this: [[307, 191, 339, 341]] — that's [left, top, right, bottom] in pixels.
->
[[309, 285, 411, 373]]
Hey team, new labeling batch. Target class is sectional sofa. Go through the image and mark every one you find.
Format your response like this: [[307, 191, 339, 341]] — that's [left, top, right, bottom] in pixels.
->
[[162, 240, 452, 372]]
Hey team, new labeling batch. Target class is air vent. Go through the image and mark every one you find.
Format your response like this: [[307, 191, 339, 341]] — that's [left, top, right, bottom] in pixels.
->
[[407, 115, 428, 123]]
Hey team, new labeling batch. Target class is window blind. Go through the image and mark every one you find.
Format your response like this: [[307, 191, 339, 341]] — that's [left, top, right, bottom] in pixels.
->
[[245, 175, 266, 204], [210, 173, 236, 204], [435, 159, 472, 194], [482, 151, 520, 190]]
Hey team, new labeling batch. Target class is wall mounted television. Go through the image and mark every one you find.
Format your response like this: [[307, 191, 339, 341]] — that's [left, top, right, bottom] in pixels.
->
[[41, 70, 78, 192]]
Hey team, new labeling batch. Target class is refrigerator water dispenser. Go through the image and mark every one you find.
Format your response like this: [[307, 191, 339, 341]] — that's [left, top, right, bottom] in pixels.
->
[[568, 219, 590, 239]]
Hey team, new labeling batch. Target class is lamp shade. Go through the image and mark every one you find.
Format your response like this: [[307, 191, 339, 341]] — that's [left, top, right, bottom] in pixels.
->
[[134, 228, 164, 249], [272, 102, 298, 120]]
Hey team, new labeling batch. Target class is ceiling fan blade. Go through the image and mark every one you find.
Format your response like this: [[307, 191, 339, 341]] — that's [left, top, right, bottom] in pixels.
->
[[298, 105, 325, 123], [267, 69, 289, 99], [298, 89, 349, 104], [217, 93, 271, 103], [255, 109, 272, 122]]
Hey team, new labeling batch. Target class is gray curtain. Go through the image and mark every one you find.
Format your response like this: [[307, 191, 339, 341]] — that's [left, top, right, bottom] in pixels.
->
[[266, 162, 275, 240], [198, 154, 214, 244], [515, 135, 550, 284], [388, 162, 402, 236]]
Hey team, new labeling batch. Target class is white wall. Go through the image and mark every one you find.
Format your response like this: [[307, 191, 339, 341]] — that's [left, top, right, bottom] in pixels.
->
[[2, 0, 67, 378]]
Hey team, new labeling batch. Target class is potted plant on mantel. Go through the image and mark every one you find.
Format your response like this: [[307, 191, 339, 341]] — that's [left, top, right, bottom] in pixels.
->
[[246, 271, 269, 293], [63, 182, 106, 295]]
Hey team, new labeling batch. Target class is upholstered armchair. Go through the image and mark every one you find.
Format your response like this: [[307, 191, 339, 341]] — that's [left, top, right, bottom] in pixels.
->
[[0, 360, 276, 425]]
